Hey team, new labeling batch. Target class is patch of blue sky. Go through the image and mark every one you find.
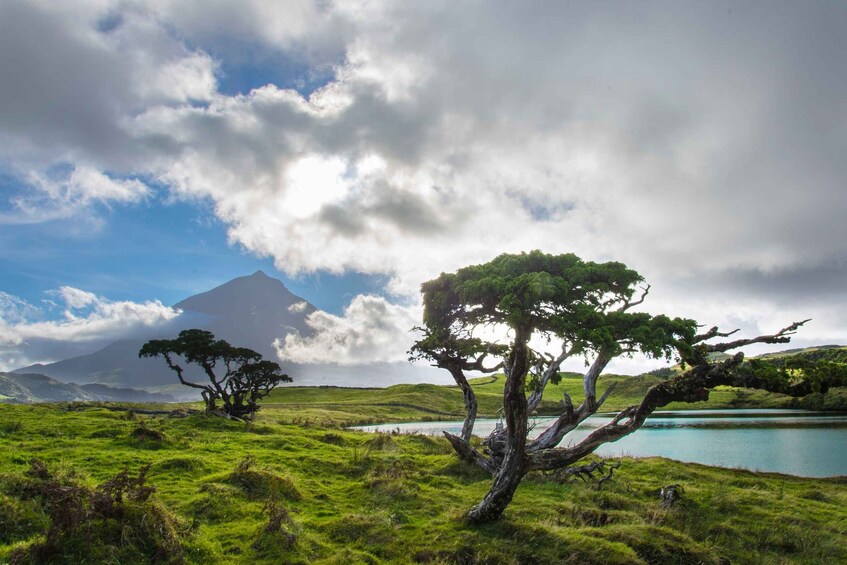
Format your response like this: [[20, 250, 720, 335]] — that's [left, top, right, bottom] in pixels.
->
[[0, 184, 388, 319], [96, 11, 340, 100], [0, 168, 20, 199], [214, 47, 339, 98], [508, 190, 575, 222], [95, 11, 123, 34]]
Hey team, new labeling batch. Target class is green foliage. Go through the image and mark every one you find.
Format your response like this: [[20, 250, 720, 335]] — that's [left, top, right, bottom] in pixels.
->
[[737, 352, 847, 395], [413, 251, 697, 365]]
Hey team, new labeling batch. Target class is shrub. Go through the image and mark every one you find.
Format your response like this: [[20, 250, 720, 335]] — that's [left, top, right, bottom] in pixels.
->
[[130, 422, 167, 443], [252, 497, 298, 552], [320, 433, 346, 446], [226, 457, 302, 501], [8, 459, 186, 564], [0, 419, 23, 435]]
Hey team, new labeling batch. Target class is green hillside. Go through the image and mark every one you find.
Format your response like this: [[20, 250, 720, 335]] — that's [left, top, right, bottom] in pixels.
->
[[263, 370, 847, 427]]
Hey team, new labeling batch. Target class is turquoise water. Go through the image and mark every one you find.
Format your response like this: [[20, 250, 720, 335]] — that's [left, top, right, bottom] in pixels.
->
[[355, 410, 847, 477]]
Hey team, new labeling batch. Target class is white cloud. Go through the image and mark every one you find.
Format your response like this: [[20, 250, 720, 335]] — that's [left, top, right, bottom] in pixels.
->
[[19, 291, 179, 342], [3, 166, 150, 225], [276, 295, 420, 365], [0, 288, 181, 371], [55, 287, 98, 311], [0, 0, 218, 176], [0, 292, 41, 325]]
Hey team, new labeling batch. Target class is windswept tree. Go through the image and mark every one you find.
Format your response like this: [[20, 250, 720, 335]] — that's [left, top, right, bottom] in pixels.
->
[[411, 251, 840, 524], [140, 329, 291, 420]]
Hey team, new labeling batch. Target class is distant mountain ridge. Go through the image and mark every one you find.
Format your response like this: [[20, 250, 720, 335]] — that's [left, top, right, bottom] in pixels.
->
[[12, 271, 319, 389], [0, 372, 176, 403]]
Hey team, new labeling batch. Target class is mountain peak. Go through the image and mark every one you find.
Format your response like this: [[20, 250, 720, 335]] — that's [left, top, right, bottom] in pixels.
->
[[170, 271, 316, 359], [175, 271, 303, 313]]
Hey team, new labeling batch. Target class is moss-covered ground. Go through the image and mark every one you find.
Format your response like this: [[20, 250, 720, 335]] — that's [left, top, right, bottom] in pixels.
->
[[1, 380, 845, 564]]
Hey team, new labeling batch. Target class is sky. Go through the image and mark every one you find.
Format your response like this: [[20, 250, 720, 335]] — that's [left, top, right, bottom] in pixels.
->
[[1, 0, 846, 376]]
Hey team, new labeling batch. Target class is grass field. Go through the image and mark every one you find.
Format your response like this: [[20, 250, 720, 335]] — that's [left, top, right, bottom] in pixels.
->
[[1, 377, 846, 564], [262, 373, 847, 427]]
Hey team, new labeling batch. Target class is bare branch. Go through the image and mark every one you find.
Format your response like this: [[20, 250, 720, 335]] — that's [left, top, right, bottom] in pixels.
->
[[443, 432, 497, 475], [528, 367, 614, 453], [528, 345, 835, 471], [443, 364, 479, 443], [527, 343, 574, 413], [158, 352, 208, 392], [581, 352, 612, 411], [608, 406, 637, 426], [595, 382, 617, 411], [617, 284, 651, 312], [561, 391, 574, 419], [596, 461, 621, 490], [703, 320, 811, 354], [693, 326, 740, 343]]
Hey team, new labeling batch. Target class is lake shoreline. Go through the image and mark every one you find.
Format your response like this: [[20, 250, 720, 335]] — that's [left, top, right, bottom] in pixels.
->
[[354, 409, 847, 478]]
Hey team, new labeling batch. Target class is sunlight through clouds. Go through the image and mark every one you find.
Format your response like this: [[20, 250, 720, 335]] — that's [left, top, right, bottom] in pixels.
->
[[283, 155, 349, 218]]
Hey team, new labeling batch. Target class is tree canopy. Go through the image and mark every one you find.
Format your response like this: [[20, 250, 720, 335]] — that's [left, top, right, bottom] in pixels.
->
[[139, 329, 291, 420]]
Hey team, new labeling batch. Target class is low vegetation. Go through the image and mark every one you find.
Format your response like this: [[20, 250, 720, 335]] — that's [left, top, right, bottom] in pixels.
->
[[1, 383, 845, 563]]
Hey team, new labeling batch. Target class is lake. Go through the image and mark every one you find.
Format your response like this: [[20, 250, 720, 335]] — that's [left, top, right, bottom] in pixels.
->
[[355, 409, 847, 477]]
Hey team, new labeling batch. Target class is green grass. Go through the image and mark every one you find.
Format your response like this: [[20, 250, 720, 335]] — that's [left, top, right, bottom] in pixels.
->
[[1, 386, 845, 564], [261, 375, 847, 426]]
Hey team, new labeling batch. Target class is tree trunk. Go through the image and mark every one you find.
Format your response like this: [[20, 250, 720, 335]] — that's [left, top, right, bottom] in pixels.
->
[[466, 330, 531, 523], [466, 441, 527, 523], [447, 365, 478, 443]]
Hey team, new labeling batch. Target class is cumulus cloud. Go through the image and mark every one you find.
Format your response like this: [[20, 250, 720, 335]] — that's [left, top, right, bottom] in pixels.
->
[[1, 1, 846, 372], [3, 166, 150, 224], [0, 287, 181, 371], [276, 295, 420, 365]]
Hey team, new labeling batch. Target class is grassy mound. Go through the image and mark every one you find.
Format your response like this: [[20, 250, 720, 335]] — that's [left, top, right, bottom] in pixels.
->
[[225, 456, 302, 501]]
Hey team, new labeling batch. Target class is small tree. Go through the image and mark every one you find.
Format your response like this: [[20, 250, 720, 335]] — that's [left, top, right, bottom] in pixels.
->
[[411, 251, 840, 524], [139, 329, 291, 420]]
